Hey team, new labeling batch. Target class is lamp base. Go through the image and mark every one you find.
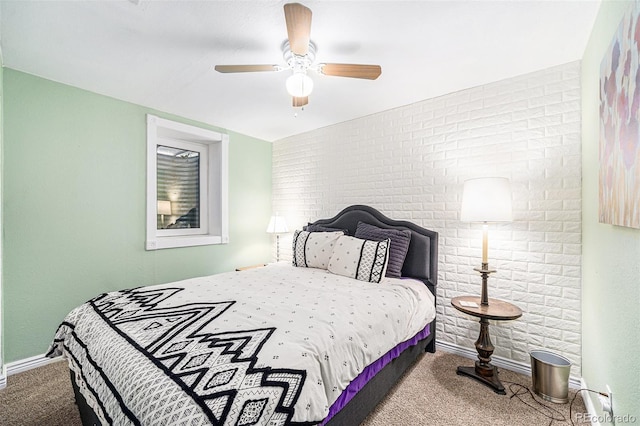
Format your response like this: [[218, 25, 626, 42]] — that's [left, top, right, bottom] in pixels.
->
[[473, 266, 497, 274], [475, 263, 496, 306]]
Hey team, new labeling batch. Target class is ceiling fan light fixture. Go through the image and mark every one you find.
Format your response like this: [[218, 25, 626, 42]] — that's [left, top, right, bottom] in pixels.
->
[[286, 72, 314, 97]]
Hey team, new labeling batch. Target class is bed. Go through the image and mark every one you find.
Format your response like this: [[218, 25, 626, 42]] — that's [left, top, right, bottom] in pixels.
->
[[48, 205, 438, 425]]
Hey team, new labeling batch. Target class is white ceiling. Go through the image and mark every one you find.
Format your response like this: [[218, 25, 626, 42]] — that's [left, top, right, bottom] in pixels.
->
[[1, 0, 600, 142]]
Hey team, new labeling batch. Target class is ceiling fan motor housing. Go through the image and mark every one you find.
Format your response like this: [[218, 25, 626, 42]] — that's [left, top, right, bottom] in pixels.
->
[[283, 40, 317, 74]]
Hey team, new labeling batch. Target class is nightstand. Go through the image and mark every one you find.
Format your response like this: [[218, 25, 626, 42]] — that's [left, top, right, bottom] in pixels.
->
[[235, 264, 267, 271], [451, 296, 522, 394]]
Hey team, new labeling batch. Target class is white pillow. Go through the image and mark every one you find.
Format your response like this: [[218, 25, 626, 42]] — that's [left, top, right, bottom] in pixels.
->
[[292, 230, 344, 269], [327, 235, 390, 283]]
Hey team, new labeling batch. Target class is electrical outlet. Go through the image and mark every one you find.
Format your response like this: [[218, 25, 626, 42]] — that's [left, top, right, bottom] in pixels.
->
[[599, 385, 613, 417]]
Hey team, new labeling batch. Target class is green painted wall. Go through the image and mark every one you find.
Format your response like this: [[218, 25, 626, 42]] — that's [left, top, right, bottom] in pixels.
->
[[2, 68, 272, 362], [581, 0, 640, 421]]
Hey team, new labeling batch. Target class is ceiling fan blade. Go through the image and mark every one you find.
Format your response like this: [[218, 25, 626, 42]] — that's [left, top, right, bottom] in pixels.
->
[[214, 65, 280, 73], [320, 63, 382, 80], [292, 96, 308, 107], [284, 3, 312, 56]]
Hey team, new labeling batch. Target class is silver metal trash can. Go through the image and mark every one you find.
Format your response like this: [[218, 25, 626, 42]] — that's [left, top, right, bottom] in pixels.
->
[[530, 350, 571, 403]]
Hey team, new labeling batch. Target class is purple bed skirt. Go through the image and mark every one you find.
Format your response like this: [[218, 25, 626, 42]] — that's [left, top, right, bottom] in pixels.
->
[[321, 322, 431, 424]]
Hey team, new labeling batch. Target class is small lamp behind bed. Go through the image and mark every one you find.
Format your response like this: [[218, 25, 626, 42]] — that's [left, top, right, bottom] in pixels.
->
[[266, 213, 288, 262], [157, 200, 172, 229], [460, 177, 512, 306]]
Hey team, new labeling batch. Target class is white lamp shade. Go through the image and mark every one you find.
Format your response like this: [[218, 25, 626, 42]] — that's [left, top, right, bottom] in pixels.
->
[[286, 73, 314, 97], [266, 214, 288, 234], [157, 200, 172, 216], [460, 177, 512, 222]]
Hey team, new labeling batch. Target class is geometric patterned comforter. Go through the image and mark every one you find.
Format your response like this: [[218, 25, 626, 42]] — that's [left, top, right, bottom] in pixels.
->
[[48, 263, 435, 425]]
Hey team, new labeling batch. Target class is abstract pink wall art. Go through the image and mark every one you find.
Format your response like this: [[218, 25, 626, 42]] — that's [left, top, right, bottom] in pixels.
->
[[600, 2, 640, 229]]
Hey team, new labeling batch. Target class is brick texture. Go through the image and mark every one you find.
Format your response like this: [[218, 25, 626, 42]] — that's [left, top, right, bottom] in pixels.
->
[[272, 62, 582, 372]]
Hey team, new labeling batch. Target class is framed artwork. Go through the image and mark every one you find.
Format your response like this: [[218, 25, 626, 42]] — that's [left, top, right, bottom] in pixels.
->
[[599, 2, 640, 229]]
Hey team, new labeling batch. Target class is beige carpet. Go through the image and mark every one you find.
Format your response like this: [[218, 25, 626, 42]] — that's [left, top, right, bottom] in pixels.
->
[[362, 351, 588, 425], [0, 352, 587, 425], [0, 359, 81, 425]]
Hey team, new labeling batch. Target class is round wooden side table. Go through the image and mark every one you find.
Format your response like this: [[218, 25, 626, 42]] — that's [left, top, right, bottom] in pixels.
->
[[451, 296, 522, 394]]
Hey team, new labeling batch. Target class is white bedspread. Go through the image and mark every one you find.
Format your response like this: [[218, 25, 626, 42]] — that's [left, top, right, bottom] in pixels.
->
[[49, 263, 435, 425]]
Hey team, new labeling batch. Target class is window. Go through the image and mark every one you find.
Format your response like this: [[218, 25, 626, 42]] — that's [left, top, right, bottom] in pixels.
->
[[146, 115, 228, 250]]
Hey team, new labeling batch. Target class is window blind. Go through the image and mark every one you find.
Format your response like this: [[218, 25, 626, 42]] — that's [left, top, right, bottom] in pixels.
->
[[156, 148, 200, 230]]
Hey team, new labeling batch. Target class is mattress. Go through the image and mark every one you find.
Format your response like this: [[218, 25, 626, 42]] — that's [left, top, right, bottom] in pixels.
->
[[48, 263, 435, 425]]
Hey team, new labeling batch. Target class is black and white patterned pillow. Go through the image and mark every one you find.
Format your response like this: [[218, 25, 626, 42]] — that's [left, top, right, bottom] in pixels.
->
[[327, 235, 390, 283], [354, 221, 411, 278], [292, 230, 344, 269]]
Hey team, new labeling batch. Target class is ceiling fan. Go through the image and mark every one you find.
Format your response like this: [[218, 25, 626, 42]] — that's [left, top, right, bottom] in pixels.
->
[[214, 2, 382, 108]]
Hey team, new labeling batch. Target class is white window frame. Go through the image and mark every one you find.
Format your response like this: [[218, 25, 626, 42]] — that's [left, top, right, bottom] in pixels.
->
[[146, 115, 229, 250]]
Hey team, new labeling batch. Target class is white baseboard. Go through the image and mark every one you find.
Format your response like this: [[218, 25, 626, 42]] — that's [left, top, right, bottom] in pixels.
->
[[435, 340, 582, 389], [5, 353, 64, 376], [0, 370, 6, 390]]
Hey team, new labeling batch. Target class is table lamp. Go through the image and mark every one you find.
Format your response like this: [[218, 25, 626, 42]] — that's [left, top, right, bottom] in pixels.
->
[[266, 213, 288, 262], [157, 200, 172, 229], [460, 177, 512, 306]]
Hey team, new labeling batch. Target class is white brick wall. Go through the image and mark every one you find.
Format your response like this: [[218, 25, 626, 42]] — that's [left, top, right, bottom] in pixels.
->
[[272, 62, 582, 373]]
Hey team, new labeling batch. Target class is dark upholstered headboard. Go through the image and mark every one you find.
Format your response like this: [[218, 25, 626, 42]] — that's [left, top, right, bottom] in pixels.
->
[[308, 205, 438, 296]]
